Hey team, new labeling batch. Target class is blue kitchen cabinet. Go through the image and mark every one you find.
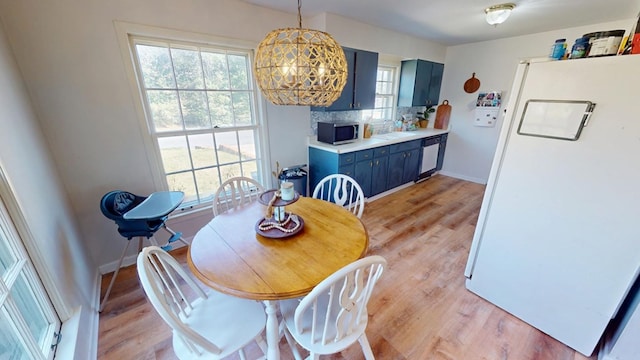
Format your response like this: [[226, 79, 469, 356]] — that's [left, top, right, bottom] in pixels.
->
[[354, 160, 372, 197], [398, 59, 444, 107], [311, 47, 378, 111], [428, 62, 444, 106], [309, 148, 354, 194], [352, 49, 378, 110], [370, 153, 389, 196], [310, 138, 430, 198], [387, 140, 422, 189], [353, 147, 389, 197], [354, 149, 374, 196]]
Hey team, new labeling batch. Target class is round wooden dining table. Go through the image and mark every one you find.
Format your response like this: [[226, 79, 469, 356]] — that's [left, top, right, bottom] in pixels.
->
[[188, 195, 369, 360]]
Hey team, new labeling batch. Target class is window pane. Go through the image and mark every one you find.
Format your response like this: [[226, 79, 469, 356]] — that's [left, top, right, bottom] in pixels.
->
[[179, 91, 211, 130], [241, 161, 259, 180], [208, 92, 233, 127], [366, 65, 397, 122], [171, 47, 204, 89], [377, 69, 391, 82], [147, 90, 182, 132], [0, 229, 16, 277], [188, 134, 216, 169], [194, 168, 220, 202], [11, 274, 48, 348], [215, 132, 240, 165], [136, 44, 175, 89], [219, 163, 242, 182], [133, 37, 264, 209], [231, 92, 252, 126], [238, 130, 257, 161], [0, 310, 30, 360], [202, 51, 230, 90], [228, 54, 250, 90], [167, 172, 197, 204], [158, 136, 191, 173], [377, 81, 393, 94]]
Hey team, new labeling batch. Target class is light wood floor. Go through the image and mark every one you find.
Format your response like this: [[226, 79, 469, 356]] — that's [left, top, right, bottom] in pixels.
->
[[98, 175, 597, 360]]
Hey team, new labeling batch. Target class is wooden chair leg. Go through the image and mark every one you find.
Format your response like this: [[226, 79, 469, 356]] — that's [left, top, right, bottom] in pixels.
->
[[99, 239, 132, 312]]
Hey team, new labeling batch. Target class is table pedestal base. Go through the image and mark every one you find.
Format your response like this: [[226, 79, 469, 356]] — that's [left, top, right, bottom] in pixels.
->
[[263, 300, 280, 360]]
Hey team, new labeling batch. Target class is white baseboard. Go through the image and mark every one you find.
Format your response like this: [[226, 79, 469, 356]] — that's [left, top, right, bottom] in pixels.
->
[[365, 182, 414, 203], [97, 236, 192, 274], [56, 271, 100, 359], [438, 170, 487, 185]]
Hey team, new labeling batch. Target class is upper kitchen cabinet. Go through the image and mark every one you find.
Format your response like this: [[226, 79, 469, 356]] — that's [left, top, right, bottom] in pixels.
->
[[398, 59, 444, 107], [311, 47, 379, 111]]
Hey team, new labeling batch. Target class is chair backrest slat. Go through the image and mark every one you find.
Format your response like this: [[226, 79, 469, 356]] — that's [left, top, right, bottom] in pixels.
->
[[137, 246, 221, 355], [294, 256, 386, 347], [213, 177, 265, 216], [312, 174, 365, 218]]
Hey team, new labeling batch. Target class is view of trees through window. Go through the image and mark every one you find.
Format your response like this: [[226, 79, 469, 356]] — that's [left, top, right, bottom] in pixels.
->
[[132, 38, 263, 208]]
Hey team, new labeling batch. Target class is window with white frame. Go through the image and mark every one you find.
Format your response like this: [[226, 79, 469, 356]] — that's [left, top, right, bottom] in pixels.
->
[[362, 65, 398, 121], [0, 190, 60, 360], [130, 37, 264, 209]]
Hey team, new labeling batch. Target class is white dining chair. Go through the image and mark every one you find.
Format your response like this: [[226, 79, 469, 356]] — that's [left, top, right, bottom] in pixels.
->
[[213, 176, 265, 216], [312, 174, 365, 218], [137, 246, 267, 360], [279, 255, 387, 360]]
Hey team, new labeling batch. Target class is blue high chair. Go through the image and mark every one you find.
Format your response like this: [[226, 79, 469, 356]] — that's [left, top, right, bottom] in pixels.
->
[[99, 190, 188, 312]]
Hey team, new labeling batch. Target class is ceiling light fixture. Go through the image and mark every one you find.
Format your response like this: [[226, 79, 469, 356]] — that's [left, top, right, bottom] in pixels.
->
[[254, 0, 348, 106], [485, 3, 515, 26]]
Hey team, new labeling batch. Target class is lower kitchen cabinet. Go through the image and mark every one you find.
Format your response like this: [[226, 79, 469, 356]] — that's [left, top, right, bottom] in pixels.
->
[[387, 140, 421, 189], [353, 146, 389, 197], [309, 136, 442, 198], [370, 156, 389, 196]]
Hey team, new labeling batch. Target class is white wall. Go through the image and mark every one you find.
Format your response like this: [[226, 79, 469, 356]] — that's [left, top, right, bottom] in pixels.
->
[[439, 19, 633, 183], [322, 13, 447, 62], [0, 0, 297, 272], [0, 20, 95, 359], [0, 0, 447, 273]]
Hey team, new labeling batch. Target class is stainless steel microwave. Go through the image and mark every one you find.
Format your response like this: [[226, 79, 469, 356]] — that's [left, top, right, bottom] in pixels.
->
[[317, 122, 359, 145]]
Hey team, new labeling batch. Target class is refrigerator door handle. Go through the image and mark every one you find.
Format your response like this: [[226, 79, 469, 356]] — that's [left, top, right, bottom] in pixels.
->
[[582, 103, 597, 127]]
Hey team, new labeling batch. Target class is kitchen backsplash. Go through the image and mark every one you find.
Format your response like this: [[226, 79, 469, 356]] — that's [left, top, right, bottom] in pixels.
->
[[310, 106, 426, 135]]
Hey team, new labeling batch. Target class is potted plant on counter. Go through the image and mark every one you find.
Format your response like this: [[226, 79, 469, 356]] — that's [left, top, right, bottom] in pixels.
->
[[417, 105, 436, 128]]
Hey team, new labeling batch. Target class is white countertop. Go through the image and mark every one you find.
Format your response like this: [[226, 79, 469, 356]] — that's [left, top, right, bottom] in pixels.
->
[[308, 128, 449, 154]]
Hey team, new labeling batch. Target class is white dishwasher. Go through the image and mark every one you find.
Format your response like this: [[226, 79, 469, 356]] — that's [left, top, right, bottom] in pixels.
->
[[417, 137, 440, 182]]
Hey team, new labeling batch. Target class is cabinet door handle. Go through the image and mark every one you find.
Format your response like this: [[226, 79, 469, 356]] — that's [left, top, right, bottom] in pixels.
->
[[370, 161, 373, 167], [375, 160, 379, 166], [403, 153, 406, 158], [407, 152, 411, 157]]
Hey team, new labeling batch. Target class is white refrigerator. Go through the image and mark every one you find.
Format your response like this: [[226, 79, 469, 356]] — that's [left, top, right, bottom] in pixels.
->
[[464, 55, 640, 356]]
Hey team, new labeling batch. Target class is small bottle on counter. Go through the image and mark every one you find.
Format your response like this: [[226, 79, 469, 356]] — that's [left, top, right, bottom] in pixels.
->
[[549, 38, 567, 60]]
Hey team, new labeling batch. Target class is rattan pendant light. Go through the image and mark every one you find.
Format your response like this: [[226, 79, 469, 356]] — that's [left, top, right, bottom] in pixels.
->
[[254, 0, 348, 106]]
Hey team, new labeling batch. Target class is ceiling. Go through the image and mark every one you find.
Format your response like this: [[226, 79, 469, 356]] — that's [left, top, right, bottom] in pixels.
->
[[241, 0, 639, 46]]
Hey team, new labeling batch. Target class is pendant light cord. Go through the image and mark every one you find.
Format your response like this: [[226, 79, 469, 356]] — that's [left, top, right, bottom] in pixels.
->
[[297, 0, 302, 28]]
